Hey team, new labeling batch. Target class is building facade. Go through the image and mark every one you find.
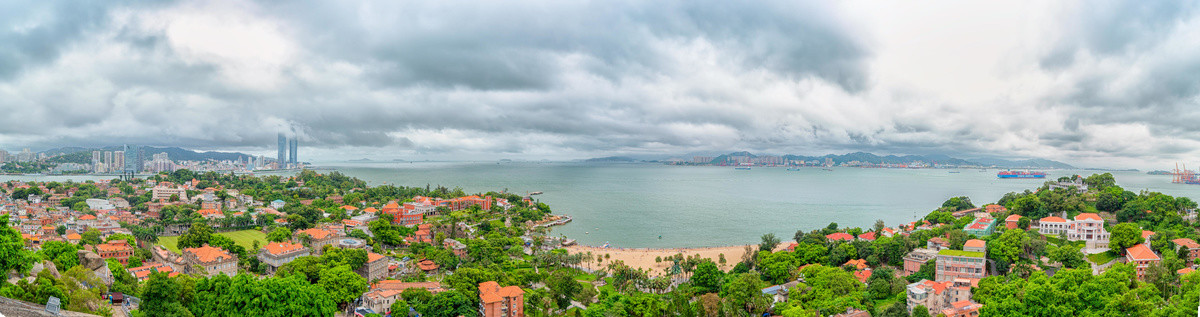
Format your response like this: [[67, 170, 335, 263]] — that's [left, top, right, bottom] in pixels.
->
[[935, 239, 986, 281], [1126, 243, 1161, 280], [906, 279, 973, 316], [257, 242, 309, 275], [903, 249, 938, 276], [96, 240, 134, 265], [1036, 213, 1110, 249], [479, 281, 524, 317], [183, 245, 238, 277]]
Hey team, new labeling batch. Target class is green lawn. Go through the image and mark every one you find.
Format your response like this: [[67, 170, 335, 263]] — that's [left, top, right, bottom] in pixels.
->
[[1088, 250, 1119, 264], [156, 229, 268, 254]]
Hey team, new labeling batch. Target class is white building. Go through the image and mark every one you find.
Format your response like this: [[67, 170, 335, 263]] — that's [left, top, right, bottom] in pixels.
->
[[1036, 213, 1110, 250]]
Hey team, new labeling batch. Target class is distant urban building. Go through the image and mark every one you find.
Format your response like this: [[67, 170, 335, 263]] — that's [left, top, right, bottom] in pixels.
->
[[0, 149, 8, 164], [113, 151, 125, 173], [104, 151, 114, 173], [277, 134, 287, 165], [288, 138, 298, 164], [692, 156, 713, 164], [124, 144, 144, 173]]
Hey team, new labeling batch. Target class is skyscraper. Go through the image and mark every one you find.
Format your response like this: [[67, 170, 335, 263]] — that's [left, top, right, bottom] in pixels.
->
[[288, 138, 298, 164], [114, 151, 125, 172], [92, 151, 101, 172], [124, 144, 144, 173], [277, 134, 287, 164], [104, 151, 113, 173]]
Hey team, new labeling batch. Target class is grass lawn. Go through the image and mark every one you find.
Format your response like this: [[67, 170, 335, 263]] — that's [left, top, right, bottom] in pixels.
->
[[156, 229, 268, 254], [574, 273, 597, 282], [1088, 250, 1119, 264]]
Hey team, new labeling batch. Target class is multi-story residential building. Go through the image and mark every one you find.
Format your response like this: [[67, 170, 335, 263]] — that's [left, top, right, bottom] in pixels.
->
[[357, 252, 389, 282], [1047, 178, 1088, 193], [906, 279, 973, 316], [95, 240, 134, 265], [1126, 243, 1161, 280], [183, 245, 238, 277], [151, 183, 188, 202], [296, 228, 341, 255], [936, 239, 986, 281], [903, 248, 938, 275], [445, 239, 468, 258], [1036, 213, 1110, 249], [363, 281, 447, 314], [479, 281, 525, 317], [381, 201, 427, 227], [1172, 238, 1200, 267], [257, 242, 309, 275]]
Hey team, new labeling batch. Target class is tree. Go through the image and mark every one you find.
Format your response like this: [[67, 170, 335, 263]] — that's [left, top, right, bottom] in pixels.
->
[[178, 221, 214, 250], [389, 300, 411, 316], [318, 265, 368, 309], [40, 240, 82, 269], [759, 233, 780, 251], [266, 226, 292, 243], [55, 225, 66, 236], [942, 196, 975, 211], [140, 272, 192, 317], [1047, 244, 1087, 268], [1110, 223, 1141, 254], [721, 273, 772, 314], [1017, 217, 1031, 230], [0, 215, 36, 275], [417, 290, 475, 317], [911, 305, 930, 317], [81, 228, 103, 246], [989, 229, 1025, 265], [691, 260, 723, 294], [547, 271, 582, 309]]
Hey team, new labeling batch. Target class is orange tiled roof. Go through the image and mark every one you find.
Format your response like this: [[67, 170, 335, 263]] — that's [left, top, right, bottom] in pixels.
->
[[65, 233, 81, 240], [184, 245, 235, 263], [1173, 238, 1200, 249], [1039, 216, 1066, 223], [367, 252, 385, 263], [1074, 213, 1103, 221], [844, 259, 868, 270], [858, 232, 877, 240], [341, 205, 358, 211], [964, 239, 986, 249], [362, 207, 378, 213], [1142, 230, 1156, 239], [826, 232, 854, 241], [263, 242, 306, 256], [96, 241, 131, 252], [298, 228, 334, 240], [1126, 244, 1160, 261], [1005, 214, 1022, 222], [79, 214, 97, 220], [1179, 267, 1195, 275], [418, 259, 439, 271]]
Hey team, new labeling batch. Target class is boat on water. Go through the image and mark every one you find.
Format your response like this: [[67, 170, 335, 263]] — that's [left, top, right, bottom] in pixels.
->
[[948, 171, 961, 174], [786, 168, 802, 171], [823, 168, 834, 171], [997, 171, 1048, 179], [735, 167, 751, 170]]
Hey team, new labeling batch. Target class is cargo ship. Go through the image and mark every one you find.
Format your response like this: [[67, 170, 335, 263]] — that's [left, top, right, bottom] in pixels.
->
[[997, 171, 1047, 179]]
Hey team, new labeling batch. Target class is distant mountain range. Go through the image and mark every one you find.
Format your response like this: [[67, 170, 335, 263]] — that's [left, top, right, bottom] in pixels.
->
[[39, 146, 256, 163], [588, 151, 1077, 169]]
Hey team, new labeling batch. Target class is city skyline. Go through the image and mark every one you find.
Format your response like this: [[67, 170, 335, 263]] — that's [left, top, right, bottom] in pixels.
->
[[0, 1, 1197, 170]]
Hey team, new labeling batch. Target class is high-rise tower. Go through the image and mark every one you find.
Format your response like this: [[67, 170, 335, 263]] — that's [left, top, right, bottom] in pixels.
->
[[277, 134, 287, 164], [288, 138, 298, 163]]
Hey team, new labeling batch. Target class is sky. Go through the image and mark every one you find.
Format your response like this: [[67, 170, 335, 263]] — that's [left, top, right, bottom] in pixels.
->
[[0, 0, 1197, 169]]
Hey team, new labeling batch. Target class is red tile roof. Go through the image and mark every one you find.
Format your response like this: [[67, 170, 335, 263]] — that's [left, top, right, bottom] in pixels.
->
[[1074, 213, 1103, 221], [1126, 244, 1160, 261], [1005, 214, 1022, 222], [858, 232, 877, 241], [184, 245, 234, 263], [826, 232, 854, 241], [1173, 238, 1200, 249], [367, 252, 385, 263], [298, 228, 334, 240], [964, 239, 986, 249], [1179, 267, 1195, 275], [263, 242, 306, 256], [1142, 230, 1156, 240], [1039, 216, 1066, 223]]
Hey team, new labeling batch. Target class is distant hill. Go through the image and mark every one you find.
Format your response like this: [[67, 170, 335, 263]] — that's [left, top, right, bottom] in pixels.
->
[[968, 157, 1075, 169], [585, 156, 637, 163], [40, 146, 256, 163]]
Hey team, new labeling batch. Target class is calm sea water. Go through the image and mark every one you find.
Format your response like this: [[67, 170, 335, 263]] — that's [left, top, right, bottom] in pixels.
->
[[5, 162, 1194, 248]]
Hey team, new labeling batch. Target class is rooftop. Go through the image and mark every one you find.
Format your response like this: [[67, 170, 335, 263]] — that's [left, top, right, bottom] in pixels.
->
[[184, 245, 235, 263], [1126, 244, 1160, 261], [938, 249, 985, 258], [263, 242, 306, 256]]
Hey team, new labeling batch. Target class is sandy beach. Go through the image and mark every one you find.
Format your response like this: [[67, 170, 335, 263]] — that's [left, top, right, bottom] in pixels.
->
[[564, 244, 763, 276]]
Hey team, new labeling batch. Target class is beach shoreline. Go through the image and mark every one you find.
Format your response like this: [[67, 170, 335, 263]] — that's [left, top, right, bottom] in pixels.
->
[[564, 244, 773, 276]]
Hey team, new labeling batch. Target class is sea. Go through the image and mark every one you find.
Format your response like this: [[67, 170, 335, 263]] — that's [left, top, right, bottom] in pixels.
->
[[4, 162, 1195, 248]]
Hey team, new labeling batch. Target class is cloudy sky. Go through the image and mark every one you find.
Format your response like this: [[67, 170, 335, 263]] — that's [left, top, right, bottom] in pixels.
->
[[0, 0, 1197, 168]]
